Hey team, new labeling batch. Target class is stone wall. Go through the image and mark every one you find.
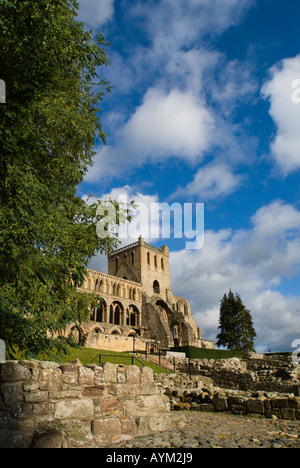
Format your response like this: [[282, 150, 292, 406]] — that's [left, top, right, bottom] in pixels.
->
[[153, 356, 300, 421], [0, 361, 171, 448], [154, 372, 300, 421], [174, 355, 300, 395], [166, 386, 300, 421], [77, 328, 152, 353]]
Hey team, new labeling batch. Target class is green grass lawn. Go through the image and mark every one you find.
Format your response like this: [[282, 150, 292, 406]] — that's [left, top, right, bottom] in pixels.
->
[[60, 346, 170, 374]]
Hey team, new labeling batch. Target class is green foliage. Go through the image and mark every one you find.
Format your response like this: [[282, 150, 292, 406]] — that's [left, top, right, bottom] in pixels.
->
[[216, 290, 257, 352], [0, 0, 133, 358]]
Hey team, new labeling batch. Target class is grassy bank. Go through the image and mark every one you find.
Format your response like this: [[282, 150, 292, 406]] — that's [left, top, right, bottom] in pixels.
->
[[59, 346, 170, 374]]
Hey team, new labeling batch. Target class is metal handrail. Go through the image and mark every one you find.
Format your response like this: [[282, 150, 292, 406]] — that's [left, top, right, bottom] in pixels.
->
[[91, 353, 145, 367]]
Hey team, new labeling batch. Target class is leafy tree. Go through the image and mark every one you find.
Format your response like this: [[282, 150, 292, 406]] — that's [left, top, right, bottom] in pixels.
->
[[0, 0, 133, 359], [216, 290, 256, 352]]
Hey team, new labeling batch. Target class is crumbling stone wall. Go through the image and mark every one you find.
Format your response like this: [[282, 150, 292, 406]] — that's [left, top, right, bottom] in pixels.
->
[[153, 356, 300, 421], [155, 372, 300, 421], [174, 355, 300, 395], [0, 361, 171, 448], [166, 386, 300, 421]]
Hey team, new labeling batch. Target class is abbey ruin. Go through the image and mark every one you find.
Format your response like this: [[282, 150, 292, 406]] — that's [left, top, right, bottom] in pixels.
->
[[67, 237, 214, 353]]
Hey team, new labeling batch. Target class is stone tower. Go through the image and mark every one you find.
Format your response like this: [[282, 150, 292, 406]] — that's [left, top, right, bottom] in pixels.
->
[[108, 236, 172, 302]]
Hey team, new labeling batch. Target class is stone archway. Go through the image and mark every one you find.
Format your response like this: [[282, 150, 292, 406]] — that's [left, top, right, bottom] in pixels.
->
[[156, 300, 172, 323], [171, 321, 181, 347], [110, 326, 122, 335], [180, 322, 191, 347], [69, 326, 85, 346], [155, 299, 175, 348]]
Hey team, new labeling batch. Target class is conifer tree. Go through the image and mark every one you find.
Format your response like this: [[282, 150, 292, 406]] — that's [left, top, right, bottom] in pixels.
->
[[216, 290, 256, 352]]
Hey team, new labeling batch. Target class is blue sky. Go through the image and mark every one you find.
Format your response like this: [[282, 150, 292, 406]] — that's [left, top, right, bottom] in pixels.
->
[[77, 0, 300, 352]]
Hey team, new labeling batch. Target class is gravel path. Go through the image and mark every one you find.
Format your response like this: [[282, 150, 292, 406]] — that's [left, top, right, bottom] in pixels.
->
[[103, 412, 300, 449]]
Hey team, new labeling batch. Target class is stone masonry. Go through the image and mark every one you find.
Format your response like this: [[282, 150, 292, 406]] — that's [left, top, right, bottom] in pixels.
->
[[1, 357, 299, 448], [154, 355, 300, 422], [174, 354, 300, 394], [0, 360, 171, 448], [155, 373, 300, 421]]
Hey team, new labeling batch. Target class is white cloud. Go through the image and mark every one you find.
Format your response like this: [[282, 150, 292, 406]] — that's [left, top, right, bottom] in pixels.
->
[[124, 0, 257, 104], [85, 87, 215, 183], [169, 200, 300, 352], [251, 200, 300, 237], [84, 1, 258, 189], [77, 0, 114, 27], [176, 161, 244, 200], [122, 88, 214, 162], [133, 0, 255, 47], [208, 59, 258, 116], [262, 55, 300, 175], [249, 290, 300, 352]]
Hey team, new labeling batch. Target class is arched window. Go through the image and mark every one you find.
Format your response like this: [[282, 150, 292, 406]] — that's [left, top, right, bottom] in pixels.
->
[[154, 255, 157, 268], [161, 258, 164, 270], [131, 251, 134, 265], [173, 324, 180, 347], [114, 305, 121, 325], [96, 306, 103, 322], [96, 301, 106, 323], [127, 305, 140, 327], [91, 300, 106, 323], [147, 252, 150, 265], [110, 302, 123, 325], [153, 280, 160, 294]]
